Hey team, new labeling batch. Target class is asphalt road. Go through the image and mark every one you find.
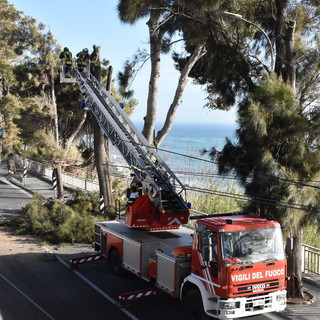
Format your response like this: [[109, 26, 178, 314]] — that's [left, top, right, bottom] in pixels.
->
[[0, 248, 285, 320], [0, 251, 132, 320], [0, 173, 315, 320], [0, 178, 32, 220]]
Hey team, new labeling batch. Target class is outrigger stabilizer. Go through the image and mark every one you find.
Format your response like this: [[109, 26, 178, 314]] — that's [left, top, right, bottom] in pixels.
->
[[69, 253, 105, 269]]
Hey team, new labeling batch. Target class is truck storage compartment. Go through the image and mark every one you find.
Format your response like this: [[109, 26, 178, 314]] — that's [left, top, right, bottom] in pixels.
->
[[156, 251, 176, 294], [123, 239, 141, 274]]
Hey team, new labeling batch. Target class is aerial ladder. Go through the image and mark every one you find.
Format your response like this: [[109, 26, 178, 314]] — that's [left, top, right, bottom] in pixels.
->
[[60, 63, 190, 231]]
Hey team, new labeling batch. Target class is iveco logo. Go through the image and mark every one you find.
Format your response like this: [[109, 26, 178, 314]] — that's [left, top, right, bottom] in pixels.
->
[[252, 284, 266, 290]]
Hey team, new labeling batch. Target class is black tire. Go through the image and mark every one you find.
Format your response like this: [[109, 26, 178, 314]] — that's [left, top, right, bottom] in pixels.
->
[[109, 249, 125, 276], [182, 288, 210, 320]]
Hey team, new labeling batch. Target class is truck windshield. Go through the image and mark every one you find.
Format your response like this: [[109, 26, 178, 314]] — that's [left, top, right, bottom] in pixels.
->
[[221, 227, 285, 265]]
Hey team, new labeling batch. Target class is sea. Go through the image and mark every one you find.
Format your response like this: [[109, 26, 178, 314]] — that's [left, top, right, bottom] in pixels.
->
[[128, 121, 238, 187]]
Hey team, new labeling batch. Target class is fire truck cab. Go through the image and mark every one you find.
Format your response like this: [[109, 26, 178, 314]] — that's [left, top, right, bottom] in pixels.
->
[[183, 215, 287, 319]]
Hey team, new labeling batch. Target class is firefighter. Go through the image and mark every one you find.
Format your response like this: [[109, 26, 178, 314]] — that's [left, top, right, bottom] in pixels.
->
[[136, 181, 143, 196], [127, 185, 138, 206], [80, 95, 90, 111], [76, 48, 90, 72], [59, 47, 73, 75], [126, 180, 143, 206]]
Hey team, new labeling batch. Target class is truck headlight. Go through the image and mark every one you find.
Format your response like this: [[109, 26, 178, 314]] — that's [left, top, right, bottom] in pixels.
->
[[219, 301, 237, 309], [225, 310, 235, 315], [276, 294, 286, 303]]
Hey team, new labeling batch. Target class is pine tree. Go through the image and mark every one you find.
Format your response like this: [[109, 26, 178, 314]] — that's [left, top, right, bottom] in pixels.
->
[[193, 1, 320, 299], [0, 0, 43, 155]]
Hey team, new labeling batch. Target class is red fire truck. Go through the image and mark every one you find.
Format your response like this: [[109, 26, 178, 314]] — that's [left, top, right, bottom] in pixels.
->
[[94, 214, 287, 319], [63, 64, 287, 319]]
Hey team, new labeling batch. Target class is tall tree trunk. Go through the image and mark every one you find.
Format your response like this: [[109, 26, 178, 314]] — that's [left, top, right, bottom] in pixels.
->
[[274, 0, 288, 78], [64, 112, 87, 151], [1, 77, 8, 98], [287, 227, 304, 298], [90, 46, 113, 216], [142, 11, 163, 143], [104, 66, 113, 205], [94, 121, 112, 209], [284, 20, 296, 91], [155, 44, 206, 146], [49, 66, 64, 199], [55, 166, 64, 199]]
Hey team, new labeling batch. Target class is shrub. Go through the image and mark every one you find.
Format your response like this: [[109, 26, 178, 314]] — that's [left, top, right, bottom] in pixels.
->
[[65, 189, 100, 215], [15, 192, 104, 244]]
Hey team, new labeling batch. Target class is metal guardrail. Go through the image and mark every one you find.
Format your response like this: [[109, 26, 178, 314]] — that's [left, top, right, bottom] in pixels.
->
[[302, 243, 320, 275], [15, 157, 100, 193]]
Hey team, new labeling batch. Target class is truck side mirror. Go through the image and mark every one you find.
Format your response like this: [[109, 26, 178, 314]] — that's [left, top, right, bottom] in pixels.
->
[[210, 261, 218, 277], [203, 246, 210, 262]]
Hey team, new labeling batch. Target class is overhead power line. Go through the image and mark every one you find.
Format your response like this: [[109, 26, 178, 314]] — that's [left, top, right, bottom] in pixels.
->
[[48, 135, 320, 192], [185, 185, 320, 214], [134, 140, 320, 191]]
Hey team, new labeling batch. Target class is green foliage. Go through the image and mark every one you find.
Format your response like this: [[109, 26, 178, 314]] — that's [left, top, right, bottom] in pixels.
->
[[117, 0, 151, 24], [15, 192, 105, 244], [0, 0, 39, 82], [110, 86, 137, 116], [55, 82, 85, 141], [303, 222, 320, 248], [0, 0, 62, 158], [65, 189, 101, 215], [189, 181, 245, 214], [214, 74, 319, 231], [26, 129, 56, 161], [118, 60, 135, 99], [0, 94, 22, 155]]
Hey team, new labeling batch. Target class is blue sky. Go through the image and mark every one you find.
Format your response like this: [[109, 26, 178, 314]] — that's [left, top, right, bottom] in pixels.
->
[[9, 0, 236, 124]]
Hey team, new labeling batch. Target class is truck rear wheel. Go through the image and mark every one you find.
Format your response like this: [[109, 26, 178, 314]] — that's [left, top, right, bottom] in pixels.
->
[[109, 249, 125, 276], [182, 289, 210, 320]]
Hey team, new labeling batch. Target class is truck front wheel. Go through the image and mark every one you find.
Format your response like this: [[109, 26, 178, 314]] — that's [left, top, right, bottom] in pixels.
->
[[109, 249, 125, 276], [182, 289, 210, 320]]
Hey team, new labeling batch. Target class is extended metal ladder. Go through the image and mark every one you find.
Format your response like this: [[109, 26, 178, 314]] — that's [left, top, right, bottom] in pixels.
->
[[72, 68, 188, 215]]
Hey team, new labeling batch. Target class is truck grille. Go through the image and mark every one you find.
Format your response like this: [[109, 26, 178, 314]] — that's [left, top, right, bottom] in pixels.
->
[[233, 279, 281, 295]]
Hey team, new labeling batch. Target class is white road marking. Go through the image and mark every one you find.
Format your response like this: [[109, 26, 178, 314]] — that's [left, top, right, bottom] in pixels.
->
[[0, 272, 55, 320], [54, 254, 140, 320]]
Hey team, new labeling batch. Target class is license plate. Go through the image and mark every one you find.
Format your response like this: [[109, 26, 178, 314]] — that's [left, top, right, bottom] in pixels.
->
[[253, 300, 264, 307]]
